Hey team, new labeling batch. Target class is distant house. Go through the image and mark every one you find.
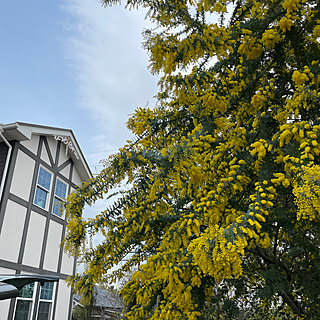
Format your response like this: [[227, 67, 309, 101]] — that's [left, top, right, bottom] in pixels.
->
[[0, 122, 92, 320], [73, 286, 123, 320]]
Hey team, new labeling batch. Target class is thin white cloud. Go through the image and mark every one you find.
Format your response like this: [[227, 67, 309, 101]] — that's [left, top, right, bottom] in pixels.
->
[[62, 0, 158, 155]]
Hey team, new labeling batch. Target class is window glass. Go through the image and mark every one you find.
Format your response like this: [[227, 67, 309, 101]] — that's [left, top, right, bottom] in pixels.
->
[[52, 198, 63, 216], [39, 282, 53, 300], [34, 187, 47, 209], [37, 302, 51, 320], [55, 179, 67, 199], [34, 167, 52, 210], [14, 284, 35, 320], [14, 300, 33, 320], [19, 284, 34, 299], [37, 168, 52, 190], [15, 282, 54, 320], [52, 179, 67, 217]]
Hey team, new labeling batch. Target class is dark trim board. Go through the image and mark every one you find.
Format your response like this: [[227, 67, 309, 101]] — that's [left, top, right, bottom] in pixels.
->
[[17, 139, 41, 267], [8, 193, 68, 226], [18, 142, 78, 189], [0, 142, 9, 185], [0, 258, 70, 279], [0, 141, 19, 236]]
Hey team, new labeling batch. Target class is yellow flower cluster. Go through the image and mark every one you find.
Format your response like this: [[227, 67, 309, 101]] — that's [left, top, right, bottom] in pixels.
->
[[250, 139, 272, 160], [282, 0, 301, 14], [279, 17, 294, 32], [261, 29, 281, 49], [238, 36, 264, 59], [292, 70, 309, 85], [293, 165, 320, 221], [189, 226, 245, 283]]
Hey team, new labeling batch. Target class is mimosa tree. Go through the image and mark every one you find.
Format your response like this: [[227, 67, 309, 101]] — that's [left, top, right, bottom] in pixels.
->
[[64, 0, 320, 318]]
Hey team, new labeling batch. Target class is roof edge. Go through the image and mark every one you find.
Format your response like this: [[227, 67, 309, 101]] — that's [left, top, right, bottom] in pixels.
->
[[0, 122, 93, 181]]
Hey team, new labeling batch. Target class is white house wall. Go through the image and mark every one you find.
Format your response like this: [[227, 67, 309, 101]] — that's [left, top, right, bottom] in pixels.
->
[[60, 251, 74, 275], [10, 150, 35, 202], [41, 143, 52, 166], [58, 143, 69, 167], [22, 211, 46, 267], [0, 267, 17, 317], [60, 165, 70, 180], [19, 135, 39, 155], [0, 133, 86, 320], [43, 221, 63, 272], [47, 137, 57, 161], [0, 200, 26, 262], [54, 280, 71, 320], [72, 169, 82, 187]]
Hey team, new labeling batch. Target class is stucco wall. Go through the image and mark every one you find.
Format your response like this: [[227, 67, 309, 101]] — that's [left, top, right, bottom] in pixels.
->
[[10, 150, 35, 201], [0, 200, 26, 262]]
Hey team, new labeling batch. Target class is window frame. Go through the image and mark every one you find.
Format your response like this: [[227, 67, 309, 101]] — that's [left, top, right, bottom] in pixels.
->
[[13, 283, 36, 320], [34, 166, 53, 211], [52, 178, 67, 218], [13, 282, 56, 320], [36, 282, 55, 320]]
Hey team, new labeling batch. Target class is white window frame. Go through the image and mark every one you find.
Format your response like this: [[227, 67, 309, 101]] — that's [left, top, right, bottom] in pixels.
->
[[52, 178, 67, 218], [13, 283, 37, 320], [36, 282, 56, 320], [13, 282, 56, 320], [34, 166, 53, 211]]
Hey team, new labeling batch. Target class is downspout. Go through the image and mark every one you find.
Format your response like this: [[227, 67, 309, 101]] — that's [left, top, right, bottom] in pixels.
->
[[0, 130, 12, 203]]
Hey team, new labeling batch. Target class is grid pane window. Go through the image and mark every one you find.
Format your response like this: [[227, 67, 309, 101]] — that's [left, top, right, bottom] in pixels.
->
[[14, 300, 33, 320], [14, 282, 55, 320], [37, 168, 52, 190], [34, 167, 52, 210], [37, 302, 51, 320], [52, 198, 62, 216], [37, 282, 54, 320], [14, 284, 35, 320], [39, 282, 53, 300], [20, 284, 34, 299], [52, 179, 67, 217], [34, 187, 47, 209], [55, 179, 67, 199]]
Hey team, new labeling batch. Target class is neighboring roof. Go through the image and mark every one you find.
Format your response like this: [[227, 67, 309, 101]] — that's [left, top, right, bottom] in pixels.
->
[[74, 286, 124, 310], [94, 286, 123, 309], [0, 122, 92, 181]]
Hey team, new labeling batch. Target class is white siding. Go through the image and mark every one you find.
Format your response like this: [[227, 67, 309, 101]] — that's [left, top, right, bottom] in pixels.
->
[[41, 144, 51, 166], [54, 280, 71, 320], [60, 165, 70, 180], [47, 137, 57, 161], [0, 267, 16, 316], [0, 200, 26, 262], [43, 221, 62, 272], [72, 169, 82, 187], [22, 211, 46, 267], [20, 135, 39, 155], [10, 150, 35, 201], [60, 250, 75, 275], [58, 143, 69, 167]]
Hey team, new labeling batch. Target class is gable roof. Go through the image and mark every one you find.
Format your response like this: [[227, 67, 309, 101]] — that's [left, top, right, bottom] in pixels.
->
[[0, 122, 92, 181]]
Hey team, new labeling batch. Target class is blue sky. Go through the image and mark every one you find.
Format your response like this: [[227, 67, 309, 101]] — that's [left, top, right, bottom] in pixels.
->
[[1, 0, 158, 172]]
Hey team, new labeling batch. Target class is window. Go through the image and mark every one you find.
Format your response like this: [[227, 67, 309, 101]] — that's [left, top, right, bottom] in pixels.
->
[[14, 283, 55, 320], [33, 166, 69, 217], [37, 282, 54, 320], [52, 179, 67, 217], [14, 283, 35, 320], [34, 167, 52, 210]]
